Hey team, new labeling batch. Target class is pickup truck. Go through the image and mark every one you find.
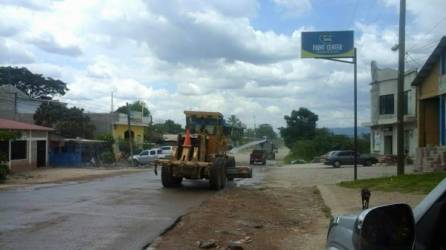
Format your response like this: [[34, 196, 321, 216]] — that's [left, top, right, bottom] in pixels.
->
[[324, 150, 378, 168], [326, 177, 446, 249]]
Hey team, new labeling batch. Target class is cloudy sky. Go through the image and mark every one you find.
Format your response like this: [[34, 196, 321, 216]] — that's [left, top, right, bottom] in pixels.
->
[[0, 0, 445, 129]]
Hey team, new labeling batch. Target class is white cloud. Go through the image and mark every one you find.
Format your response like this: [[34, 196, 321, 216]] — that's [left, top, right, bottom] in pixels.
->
[[30, 33, 82, 57], [273, 0, 312, 17], [0, 0, 444, 130]]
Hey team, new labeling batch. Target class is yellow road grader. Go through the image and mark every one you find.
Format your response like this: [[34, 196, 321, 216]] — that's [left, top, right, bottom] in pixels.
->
[[155, 111, 252, 190]]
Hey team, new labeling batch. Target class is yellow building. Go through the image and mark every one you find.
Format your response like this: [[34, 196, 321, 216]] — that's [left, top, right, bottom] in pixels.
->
[[88, 112, 150, 158], [112, 123, 145, 147], [111, 112, 150, 156]]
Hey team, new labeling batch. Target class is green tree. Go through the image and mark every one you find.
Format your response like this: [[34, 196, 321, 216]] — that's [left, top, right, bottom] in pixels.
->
[[116, 100, 150, 117], [34, 102, 95, 139], [280, 107, 318, 148], [0, 66, 68, 98], [146, 119, 183, 143], [256, 124, 277, 140], [285, 128, 371, 162], [226, 115, 245, 145]]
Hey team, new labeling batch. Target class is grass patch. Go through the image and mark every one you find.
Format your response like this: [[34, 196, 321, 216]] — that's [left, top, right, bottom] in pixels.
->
[[313, 186, 332, 219], [338, 172, 446, 194]]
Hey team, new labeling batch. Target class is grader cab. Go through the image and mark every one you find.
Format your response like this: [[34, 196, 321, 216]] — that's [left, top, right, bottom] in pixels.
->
[[155, 111, 252, 190]]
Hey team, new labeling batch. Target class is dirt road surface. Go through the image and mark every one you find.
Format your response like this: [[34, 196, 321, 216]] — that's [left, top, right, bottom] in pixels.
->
[[154, 155, 421, 250], [155, 184, 328, 250]]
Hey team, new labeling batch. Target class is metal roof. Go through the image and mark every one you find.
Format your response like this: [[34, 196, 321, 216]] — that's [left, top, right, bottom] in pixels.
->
[[0, 118, 54, 131], [412, 36, 446, 86], [184, 111, 223, 118]]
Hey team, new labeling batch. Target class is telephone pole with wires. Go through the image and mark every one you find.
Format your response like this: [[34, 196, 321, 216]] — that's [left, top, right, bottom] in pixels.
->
[[397, 0, 406, 175], [127, 102, 134, 166]]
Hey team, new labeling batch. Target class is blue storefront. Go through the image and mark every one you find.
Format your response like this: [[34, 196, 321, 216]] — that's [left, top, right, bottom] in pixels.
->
[[49, 138, 106, 166]]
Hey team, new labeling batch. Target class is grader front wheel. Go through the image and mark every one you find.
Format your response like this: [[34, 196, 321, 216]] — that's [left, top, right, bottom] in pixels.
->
[[161, 166, 182, 188], [210, 157, 225, 190]]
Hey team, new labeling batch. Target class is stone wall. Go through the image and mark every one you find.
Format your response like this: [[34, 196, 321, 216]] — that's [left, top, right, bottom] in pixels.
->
[[415, 145, 446, 172]]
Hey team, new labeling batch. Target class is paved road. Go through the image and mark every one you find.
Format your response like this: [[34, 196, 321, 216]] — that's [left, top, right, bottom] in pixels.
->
[[0, 170, 217, 250], [265, 162, 415, 187], [0, 163, 266, 250]]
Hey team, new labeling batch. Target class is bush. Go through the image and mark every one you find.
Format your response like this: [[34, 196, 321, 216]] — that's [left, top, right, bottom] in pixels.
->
[[0, 164, 9, 181], [285, 128, 370, 162], [100, 151, 115, 164]]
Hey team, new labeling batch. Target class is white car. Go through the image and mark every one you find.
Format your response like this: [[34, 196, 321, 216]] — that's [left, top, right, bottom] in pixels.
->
[[131, 148, 163, 165], [158, 146, 173, 159]]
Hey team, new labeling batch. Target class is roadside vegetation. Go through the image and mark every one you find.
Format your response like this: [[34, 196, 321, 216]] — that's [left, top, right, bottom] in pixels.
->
[[281, 107, 369, 163], [338, 172, 446, 194]]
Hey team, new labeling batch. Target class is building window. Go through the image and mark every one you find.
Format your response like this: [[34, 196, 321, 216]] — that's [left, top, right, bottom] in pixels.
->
[[379, 94, 394, 115], [11, 140, 27, 160], [404, 91, 410, 115]]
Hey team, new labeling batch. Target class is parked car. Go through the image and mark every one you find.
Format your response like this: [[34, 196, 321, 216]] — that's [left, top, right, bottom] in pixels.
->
[[326, 177, 446, 250], [130, 148, 163, 165], [250, 149, 267, 165], [324, 150, 378, 168], [158, 145, 173, 159], [320, 151, 339, 163], [290, 159, 306, 164]]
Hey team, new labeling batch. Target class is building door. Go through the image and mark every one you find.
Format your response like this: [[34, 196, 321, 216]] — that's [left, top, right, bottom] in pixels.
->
[[384, 135, 393, 155], [37, 140, 46, 167]]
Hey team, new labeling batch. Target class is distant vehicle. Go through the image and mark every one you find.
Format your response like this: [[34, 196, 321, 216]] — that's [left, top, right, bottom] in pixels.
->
[[255, 141, 277, 160], [250, 149, 267, 165], [326, 177, 446, 250], [324, 150, 378, 168], [130, 148, 163, 165]]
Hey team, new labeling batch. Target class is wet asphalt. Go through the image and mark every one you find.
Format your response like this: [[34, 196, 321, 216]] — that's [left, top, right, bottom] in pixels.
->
[[0, 166, 268, 250]]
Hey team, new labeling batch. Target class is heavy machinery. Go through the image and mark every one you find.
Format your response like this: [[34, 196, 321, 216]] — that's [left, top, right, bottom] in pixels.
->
[[155, 111, 252, 190]]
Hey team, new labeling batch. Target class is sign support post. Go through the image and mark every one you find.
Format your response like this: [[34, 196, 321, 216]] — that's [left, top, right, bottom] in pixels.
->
[[301, 31, 358, 180], [353, 48, 357, 180]]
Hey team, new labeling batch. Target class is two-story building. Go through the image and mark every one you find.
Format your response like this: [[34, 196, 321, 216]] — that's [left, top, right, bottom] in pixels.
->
[[0, 84, 60, 123], [367, 61, 418, 157], [412, 36, 446, 171], [88, 111, 151, 156]]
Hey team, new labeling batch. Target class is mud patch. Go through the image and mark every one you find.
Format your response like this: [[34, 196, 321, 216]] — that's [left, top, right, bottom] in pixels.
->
[[155, 186, 329, 250]]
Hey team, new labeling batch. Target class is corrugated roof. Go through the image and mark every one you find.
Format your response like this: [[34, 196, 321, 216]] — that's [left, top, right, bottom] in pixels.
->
[[0, 118, 54, 131], [412, 36, 446, 86]]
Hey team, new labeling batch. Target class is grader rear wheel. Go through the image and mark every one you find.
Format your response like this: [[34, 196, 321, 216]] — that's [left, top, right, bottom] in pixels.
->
[[161, 166, 182, 188]]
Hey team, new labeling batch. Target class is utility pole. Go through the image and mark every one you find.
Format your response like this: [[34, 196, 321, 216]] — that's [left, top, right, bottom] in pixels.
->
[[126, 102, 134, 166], [353, 48, 358, 180], [111, 92, 114, 113], [397, 0, 406, 175], [253, 115, 256, 138]]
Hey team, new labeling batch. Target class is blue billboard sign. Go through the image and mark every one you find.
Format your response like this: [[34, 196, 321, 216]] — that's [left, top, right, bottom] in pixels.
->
[[301, 31, 354, 58]]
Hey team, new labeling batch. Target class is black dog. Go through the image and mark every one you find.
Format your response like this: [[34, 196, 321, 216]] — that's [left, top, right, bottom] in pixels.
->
[[361, 188, 371, 209]]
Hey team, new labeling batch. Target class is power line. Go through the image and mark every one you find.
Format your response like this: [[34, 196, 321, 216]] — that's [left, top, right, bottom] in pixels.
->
[[407, 14, 446, 51]]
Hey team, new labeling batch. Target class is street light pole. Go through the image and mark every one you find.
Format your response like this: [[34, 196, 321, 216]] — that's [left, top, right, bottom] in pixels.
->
[[397, 0, 406, 175]]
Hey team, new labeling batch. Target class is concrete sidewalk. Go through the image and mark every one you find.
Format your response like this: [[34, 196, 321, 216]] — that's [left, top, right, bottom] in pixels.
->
[[318, 184, 425, 216]]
